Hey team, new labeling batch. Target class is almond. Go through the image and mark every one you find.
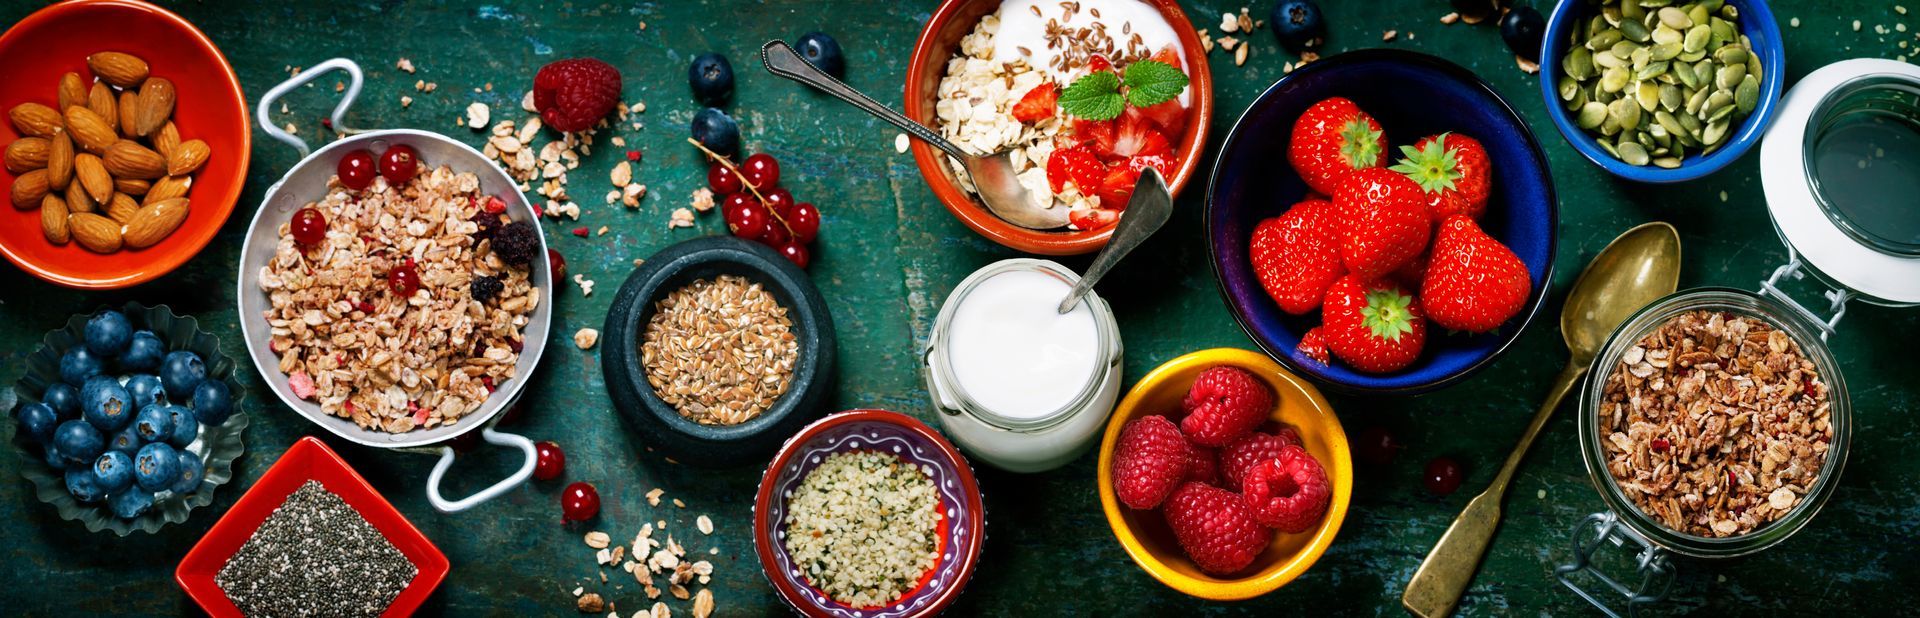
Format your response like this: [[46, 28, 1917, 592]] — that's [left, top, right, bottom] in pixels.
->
[[114, 177, 150, 196], [87, 81, 116, 123], [167, 139, 209, 176], [144, 175, 190, 205], [3, 137, 49, 173], [117, 90, 140, 137], [104, 140, 165, 179], [45, 132, 73, 191], [68, 212, 123, 253], [124, 196, 188, 248], [11, 169, 49, 209], [64, 106, 117, 154], [64, 179, 96, 213], [87, 52, 148, 89], [58, 72, 88, 111], [41, 194, 69, 244], [134, 77, 176, 137], [153, 121, 179, 159], [107, 192, 141, 224], [74, 153, 113, 202], [9, 103, 64, 138]]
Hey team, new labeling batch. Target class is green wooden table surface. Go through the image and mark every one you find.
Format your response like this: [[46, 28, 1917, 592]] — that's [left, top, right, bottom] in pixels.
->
[[3, 0, 1917, 615]]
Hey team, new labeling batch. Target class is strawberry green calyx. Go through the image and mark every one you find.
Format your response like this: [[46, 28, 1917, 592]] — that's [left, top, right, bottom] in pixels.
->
[[1338, 119, 1386, 170], [1389, 132, 1462, 194], [1359, 288, 1418, 341]]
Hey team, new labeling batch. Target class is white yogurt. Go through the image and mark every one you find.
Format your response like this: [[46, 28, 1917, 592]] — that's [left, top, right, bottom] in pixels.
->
[[989, 0, 1190, 105], [947, 269, 1101, 419]]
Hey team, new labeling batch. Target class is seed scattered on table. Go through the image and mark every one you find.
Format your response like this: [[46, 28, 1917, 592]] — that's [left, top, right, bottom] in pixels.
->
[[641, 275, 798, 426], [215, 481, 416, 617]]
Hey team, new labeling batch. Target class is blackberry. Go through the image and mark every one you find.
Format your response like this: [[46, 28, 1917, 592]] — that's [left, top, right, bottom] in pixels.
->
[[471, 274, 504, 303], [492, 221, 540, 266]]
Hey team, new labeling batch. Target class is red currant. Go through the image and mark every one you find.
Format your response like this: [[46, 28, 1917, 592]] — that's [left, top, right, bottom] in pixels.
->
[[561, 481, 600, 522], [1423, 457, 1464, 496], [724, 194, 770, 241], [761, 220, 791, 247], [533, 441, 566, 481], [707, 162, 743, 194], [336, 149, 376, 190], [378, 144, 421, 185], [290, 208, 328, 246], [778, 241, 811, 269], [388, 259, 422, 297], [1355, 426, 1401, 467], [788, 202, 821, 244], [740, 153, 780, 189], [547, 248, 567, 282], [762, 187, 796, 220]]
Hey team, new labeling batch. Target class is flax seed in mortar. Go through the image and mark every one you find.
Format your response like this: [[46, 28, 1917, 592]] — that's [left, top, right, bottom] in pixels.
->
[[641, 274, 799, 425]]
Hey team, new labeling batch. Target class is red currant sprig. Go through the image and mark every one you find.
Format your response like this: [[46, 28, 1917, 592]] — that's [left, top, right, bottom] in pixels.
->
[[686, 137, 796, 236]]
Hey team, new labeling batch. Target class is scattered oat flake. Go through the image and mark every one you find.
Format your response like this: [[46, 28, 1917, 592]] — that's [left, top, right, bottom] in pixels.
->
[[611, 161, 633, 187], [692, 588, 714, 618], [696, 515, 713, 535], [1441, 12, 1460, 24], [1516, 56, 1540, 74], [397, 58, 415, 73], [672, 498, 685, 508], [1383, 30, 1398, 42], [668, 208, 696, 229], [574, 274, 596, 297], [1220, 12, 1239, 33], [466, 102, 491, 129], [586, 531, 611, 548], [1234, 44, 1249, 66], [646, 488, 665, 506], [575, 328, 600, 350], [689, 188, 714, 212], [597, 226, 609, 236], [895, 133, 910, 153], [522, 90, 538, 112], [284, 122, 298, 134], [400, 95, 414, 108]]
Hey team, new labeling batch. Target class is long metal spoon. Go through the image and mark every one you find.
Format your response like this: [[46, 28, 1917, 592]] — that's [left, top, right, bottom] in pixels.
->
[[1401, 221, 1683, 618], [1056, 167, 1173, 313], [760, 40, 1068, 230]]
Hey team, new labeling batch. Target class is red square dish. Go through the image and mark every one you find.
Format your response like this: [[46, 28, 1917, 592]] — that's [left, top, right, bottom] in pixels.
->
[[175, 437, 448, 617]]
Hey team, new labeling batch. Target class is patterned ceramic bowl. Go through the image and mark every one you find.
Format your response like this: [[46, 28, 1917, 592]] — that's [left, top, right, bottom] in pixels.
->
[[7, 302, 248, 535], [754, 410, 985, 617]]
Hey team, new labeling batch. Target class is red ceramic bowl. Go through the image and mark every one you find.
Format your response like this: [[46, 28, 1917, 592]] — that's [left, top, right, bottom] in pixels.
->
[[176, 437, 448, 617], [0, 0, 250, 289], [904, 0, 1213, 255]]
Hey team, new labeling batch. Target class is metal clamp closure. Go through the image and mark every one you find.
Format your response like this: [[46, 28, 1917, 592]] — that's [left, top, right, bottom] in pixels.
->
[[1759, 252, 1853, 340], [1554, 512, 1675, 618]]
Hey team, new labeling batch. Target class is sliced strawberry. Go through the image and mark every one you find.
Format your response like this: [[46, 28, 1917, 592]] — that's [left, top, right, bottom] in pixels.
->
[[1069, 206, 1120, 231], [1088, 54, 1114, 74], [1047, 147, 1105, 194], [1011, 82, 1059, 124], [1151, 45, 1182, 72], [1074, 118, 1118, 158], [1095, 155, 1176, 209], [1139, 99, 1188, 139], [1111, 108, 1172, 160]]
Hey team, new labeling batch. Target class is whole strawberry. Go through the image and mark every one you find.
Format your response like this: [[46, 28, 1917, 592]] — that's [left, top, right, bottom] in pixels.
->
[[1162, 482, 1274, 575], [1322, 275, 1427, 373], [1111, 415, 1193, 510], [532, 58, 623, 133], [1180, 366, 1276, 447], [1288, 97, 1387, 196], [1333, 167, 1432, 279], [1219, 429, 1303, 491], [1389, 132, 1491, 220], [1422, 215, 1532, 333], [1241, 445, 1333, 533], [1250, 199, 1345, 315]]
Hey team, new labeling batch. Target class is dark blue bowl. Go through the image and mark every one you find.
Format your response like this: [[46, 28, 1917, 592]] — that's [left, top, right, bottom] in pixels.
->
[[1205, 49, 1557, 396]]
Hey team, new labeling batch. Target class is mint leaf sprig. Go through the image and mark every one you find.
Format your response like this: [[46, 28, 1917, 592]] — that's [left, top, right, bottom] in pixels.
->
[[1056, 59, 1190, 121]]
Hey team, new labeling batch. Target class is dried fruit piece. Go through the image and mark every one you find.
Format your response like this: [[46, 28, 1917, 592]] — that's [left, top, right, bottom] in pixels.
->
[[63, 105, 118, 153], [135, 77, 176, 137], [68, 212, 124, 253], [10, 102, 64, 138], [10, 169, 49, 210], [124, 197, 188, 248], [5, 136, 50, 174], [45, 132, 73, 190], [104, 140, 167, 179], [73, 153, 113, 202], [167, 139, 209, 176], [87, 81, 117, 124], [88, 52, 149, 88]]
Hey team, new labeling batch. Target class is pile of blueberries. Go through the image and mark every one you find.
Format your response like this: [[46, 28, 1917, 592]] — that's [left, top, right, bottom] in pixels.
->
[[11, 309, 235, 520]]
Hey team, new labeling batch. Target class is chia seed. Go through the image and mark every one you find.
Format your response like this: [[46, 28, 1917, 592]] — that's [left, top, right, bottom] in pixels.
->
[[215, 481, 416, 617]]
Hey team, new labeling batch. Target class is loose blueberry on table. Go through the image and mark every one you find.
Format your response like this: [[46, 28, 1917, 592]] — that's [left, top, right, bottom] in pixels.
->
[[794, 31, 846, 78], [687, 52, 734, 106]]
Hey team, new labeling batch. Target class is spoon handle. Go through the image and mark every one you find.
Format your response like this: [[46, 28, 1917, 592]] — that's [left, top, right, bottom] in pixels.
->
[[761, 40, 971, 162], [1057, 168, 1174, 314]]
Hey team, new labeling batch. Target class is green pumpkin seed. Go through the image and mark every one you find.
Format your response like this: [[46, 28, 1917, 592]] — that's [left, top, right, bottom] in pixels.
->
[[1595, 49, 1628, 69], [1567, 87, 1590, 111], [1694, 59, 1716, 85], [1636, 61, 1671, 81], [1711, 17, 1735, 45], [1678, 49, 1708, 63], [1649, 41, 1683, 60], [1637, 81, 1662, 111], [1720, 3, 1738, 19], [1601, 66, 1631, 92], [1735, 74, 1760, 114], [1688, 4, 1710, 26], [1566, 47, 1597, 79], [1597, 138, 1621, 159], [1714, 44, 1748, 66], [1613, 40, 1642, 59], [1652, 24, 1684, 45], [1640, 0, 1672, 7], [1559, 76, 1582, 101], [1601, 113, 1624, 136], [1669, 143, 1685, 158], [1703, 90, 1734, 114], [1686, 86, 1711, 114], [1658, 7, 1692, 29], [1609, 98, 1644, 129], [1699, 0, 1724, 13], [1601, 4, 1624, 25], [1678, 111, 1702, 133], [1659, 83, 1684, 110], [1683, 24, 1712, 53], [1623, 0, 1646, 20], [1674, 61, 1702, 88], [1707, 102, 1736, 123], [1656, 110, 1685, 135], [1590, 29, 1625, 51], [1578, 101, 1609, 129], [1631, 46, 1654, 69], [1747, 52, 1763, 82], [1635, 131, 1657, 150], [1653, 156, 1683, 169], [1617, 141, 1652, 165], [1621, 19, 1652, 42], [1702, 119, 1729, 145], [1716, 63, 1746, 90]]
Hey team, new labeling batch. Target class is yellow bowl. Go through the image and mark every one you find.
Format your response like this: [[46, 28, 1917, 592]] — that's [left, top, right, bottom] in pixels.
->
[[1096, 348, 1352, 600]]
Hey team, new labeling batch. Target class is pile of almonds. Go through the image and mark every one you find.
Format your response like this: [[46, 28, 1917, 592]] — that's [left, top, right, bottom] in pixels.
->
[[4, 51, 210, 253]]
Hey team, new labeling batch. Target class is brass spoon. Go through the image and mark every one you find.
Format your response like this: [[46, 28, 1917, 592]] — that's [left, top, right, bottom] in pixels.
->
[[1401, 222, 1683, 618]]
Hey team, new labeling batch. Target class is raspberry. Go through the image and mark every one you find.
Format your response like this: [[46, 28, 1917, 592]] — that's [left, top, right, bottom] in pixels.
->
[[532, 58, 623, 132], [1111, 416, 1191, 510], [1180, 366, 1276, 447], [1185, 445, 1219, 485], [1162, 482, 1273, 575], [1241, 445, 1332, 533], [1219, 429, 1303, 491]]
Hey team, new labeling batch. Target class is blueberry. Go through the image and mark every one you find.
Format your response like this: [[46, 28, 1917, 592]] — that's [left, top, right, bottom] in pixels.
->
[[168, 406, 198, 448], [1500, 6, 1546, 62], [107, 424, 142, 455], [81, 376, 133, 433], [59, 347, 104, 387], [92, 450, 134, 493], [133, 403, 174, 443], [44, 443, 67, 470], [125, 374, 165, 410], [109, 489, 153, 519], [84, 310, 134, 358], [42, 382, 80, 418], [160, 350, 205, 400], [134, 442, 177, 492], [14, 402, 57, 445], [795, 32, 846, 79], [52, 420, 104, 467], [65, 467, 108, 503], [687, 52, 734, 106], [690, 107, 741, 159], [171, 450, 205, 495], [121, 330, 165, 373], [191, 380, 234, 426], [1270, 1, 1326, 53]]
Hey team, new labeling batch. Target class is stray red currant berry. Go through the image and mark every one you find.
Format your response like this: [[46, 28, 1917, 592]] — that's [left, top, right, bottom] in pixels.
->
[[762, 187, 796, 220], [1423, 457, 1463, 496], [388, 259, 422, 297], [761, 220, 791, 247], [707, 162, 742, 194], [778, 242, 811, 269], [788, 202, 820, 244], [336, 149, 376, 190], [724, 197, 770, 241], [378, 144, 421, 185], [561, 481, 600, 522], [290, 208, 328, 246], [533, 441, 566, 481], [547, 248, 567, 282], [740, 153, 781, 189], [1355, 426, 1401, 467]]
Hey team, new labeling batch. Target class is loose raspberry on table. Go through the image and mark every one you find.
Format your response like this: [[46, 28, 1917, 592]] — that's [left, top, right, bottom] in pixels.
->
[[1162, 482, 1273, 576], [1111, 415, 1192, 510], [1185, 445, 1219, 485], [1219, 429, 1303, 492], [532, 58, 623, 133], [1241, 445, 1332, 533], [1180, 366, 1276, 447]]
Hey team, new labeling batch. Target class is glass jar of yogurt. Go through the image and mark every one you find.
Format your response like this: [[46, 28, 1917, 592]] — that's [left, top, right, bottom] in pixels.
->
[[923, 259, 1123, 473]]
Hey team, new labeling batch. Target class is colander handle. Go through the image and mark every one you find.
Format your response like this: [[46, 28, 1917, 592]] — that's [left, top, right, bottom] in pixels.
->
[[425, 427, 538, 513], [255, 58, 367, 158]]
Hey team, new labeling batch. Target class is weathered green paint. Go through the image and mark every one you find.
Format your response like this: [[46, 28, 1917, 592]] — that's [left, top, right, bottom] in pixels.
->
[[1, 0, 1916, 615]]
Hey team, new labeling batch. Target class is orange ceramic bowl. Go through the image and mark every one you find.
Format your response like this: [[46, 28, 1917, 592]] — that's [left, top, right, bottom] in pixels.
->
[[0, 0, 250, 289], [904, 0, 1213, 255], [1097, 348, 1352, 600]]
